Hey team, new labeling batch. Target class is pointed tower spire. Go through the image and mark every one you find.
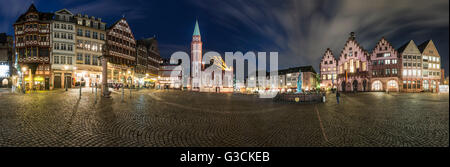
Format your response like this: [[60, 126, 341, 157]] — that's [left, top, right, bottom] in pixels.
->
[[27, 3, 38, 13], [193, 20, 201, 36]]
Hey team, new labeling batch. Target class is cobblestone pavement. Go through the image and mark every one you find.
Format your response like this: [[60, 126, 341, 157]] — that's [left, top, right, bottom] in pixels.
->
[[0, 88, 448, 147]]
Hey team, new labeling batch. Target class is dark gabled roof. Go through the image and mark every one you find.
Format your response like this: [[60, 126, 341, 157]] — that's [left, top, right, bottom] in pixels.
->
[[15, 4, 53, 23], [26, 4, 38, 13], [417, 40, 432, 53], [136, 37, 156, 47], [107, 17, 127, 30]]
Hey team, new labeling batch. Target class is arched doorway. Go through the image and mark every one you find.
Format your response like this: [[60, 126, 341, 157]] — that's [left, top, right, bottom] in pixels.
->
[[352, 80, 358, 92], [341, 82, 346, 92], [372, 80, 382, 91], [431, 80, 436, 92], [387, 80, 398, 91], [2, 79, 8, 87], [423, 80, 429, 91], [363, 80, 367, 91]]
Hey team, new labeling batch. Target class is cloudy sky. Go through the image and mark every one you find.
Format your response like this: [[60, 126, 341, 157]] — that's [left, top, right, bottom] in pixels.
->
[[0, 0, 448, 75]]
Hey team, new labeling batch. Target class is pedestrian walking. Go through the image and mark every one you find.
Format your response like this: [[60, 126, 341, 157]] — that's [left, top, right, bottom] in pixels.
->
[[322, 92, 326, 103], [336, 91, 340, 104]]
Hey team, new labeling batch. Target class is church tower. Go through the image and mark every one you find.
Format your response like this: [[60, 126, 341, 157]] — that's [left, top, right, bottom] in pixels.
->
[[191, 20, 202, 90]]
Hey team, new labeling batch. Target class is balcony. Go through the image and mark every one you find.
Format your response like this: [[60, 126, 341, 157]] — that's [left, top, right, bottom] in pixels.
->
[[18, 56, 50, 64]]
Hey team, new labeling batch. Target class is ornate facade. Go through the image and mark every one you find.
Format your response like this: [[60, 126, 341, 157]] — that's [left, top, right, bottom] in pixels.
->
[[319, 48, 337, 90], [418, 40, 441, 92], [398, 40, 423, 92], [136, 37, 162, 87], [14, 4, 53, 90], [369, 37, 400, 92], [105, 18, 136, 85], [337, 32, 370, 92]]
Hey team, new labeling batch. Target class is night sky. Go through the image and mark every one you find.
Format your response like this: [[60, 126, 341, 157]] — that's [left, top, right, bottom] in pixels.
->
[[0, 0, 448, 76]]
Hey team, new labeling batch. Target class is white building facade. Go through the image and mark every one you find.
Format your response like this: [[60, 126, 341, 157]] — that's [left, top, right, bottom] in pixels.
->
[[50, 9, 76, 89]]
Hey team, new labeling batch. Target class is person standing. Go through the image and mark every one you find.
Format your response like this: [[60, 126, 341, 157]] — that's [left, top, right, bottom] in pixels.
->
[[336, 91, 340, 104]]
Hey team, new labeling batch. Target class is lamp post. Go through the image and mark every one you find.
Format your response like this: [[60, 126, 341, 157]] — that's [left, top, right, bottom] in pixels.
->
[[21, 67, 27, 93], [79, 77, 83, 98], [64, 66, 68, 91]]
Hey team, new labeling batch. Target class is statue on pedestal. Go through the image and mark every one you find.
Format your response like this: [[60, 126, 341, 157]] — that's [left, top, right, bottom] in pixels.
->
[[297, 69, 302, 93]]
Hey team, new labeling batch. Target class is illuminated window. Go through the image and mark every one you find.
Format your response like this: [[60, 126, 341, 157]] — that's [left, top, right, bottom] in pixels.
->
[[362, 62, 367, 71], [408, 70, 412, 76], [344, 62, 348, 70], [372, 81, 382, 91], [349, 59, 354, 73], [412, 70, 416, 76], [388, 80, 397, 89]]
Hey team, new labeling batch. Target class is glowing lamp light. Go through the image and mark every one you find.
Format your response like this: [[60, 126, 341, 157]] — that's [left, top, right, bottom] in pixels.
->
[[0, 65, 9, 78], [64, 65, 69, 70], [22, 67, 27, 72]]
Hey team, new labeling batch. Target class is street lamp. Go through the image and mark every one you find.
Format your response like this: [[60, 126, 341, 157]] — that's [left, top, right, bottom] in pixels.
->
[[21, 67, 27, 93], [64, 66, 69, 91]]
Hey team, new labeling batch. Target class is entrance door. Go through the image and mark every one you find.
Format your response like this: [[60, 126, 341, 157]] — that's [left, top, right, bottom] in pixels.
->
[[363, 80, 367, 91], [341, 82, 346, 92], [54, 76, 62, 88], [352, 80, 358, 92], [45, 78, 50, 90], [65, 76, 72, 88]]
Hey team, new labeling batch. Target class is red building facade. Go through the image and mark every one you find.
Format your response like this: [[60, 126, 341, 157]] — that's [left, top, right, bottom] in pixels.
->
[[369, 37, 400, 92]]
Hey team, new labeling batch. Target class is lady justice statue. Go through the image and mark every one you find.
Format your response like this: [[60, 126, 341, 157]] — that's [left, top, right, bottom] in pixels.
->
[[297, 69, 302, 93]]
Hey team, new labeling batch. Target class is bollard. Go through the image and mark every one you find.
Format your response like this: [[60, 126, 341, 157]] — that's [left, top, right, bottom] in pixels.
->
[[129, 85, 132, 99], [79, 84, 82, 98], [95, 84, 98, 101], [122, 85, 125, 102]]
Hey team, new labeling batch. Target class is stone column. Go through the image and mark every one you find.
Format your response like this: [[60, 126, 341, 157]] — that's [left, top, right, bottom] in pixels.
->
[[102, 56, 109, 97]]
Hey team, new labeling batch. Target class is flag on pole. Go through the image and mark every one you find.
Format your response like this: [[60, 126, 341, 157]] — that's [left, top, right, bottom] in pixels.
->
[[345, 71, 348, 82]]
